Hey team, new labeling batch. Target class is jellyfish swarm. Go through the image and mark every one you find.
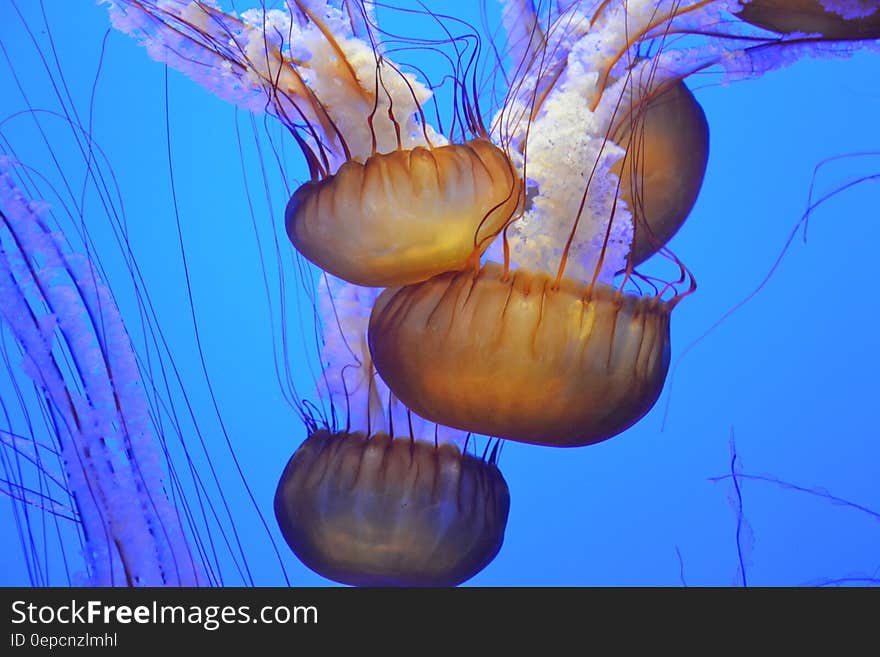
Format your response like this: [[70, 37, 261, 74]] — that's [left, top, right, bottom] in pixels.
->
[[274, 278, 509, 586], [13, 0, 872, 583], [369, 0, 878, 448], [99, 0, 518, 586]]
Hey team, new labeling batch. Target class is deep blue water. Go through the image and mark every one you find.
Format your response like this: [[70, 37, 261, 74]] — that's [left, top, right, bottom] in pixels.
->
[[0, 1, 877, 586]]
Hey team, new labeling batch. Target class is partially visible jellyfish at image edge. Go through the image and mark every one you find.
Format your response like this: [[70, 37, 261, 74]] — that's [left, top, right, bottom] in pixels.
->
[[737, 0, 880, 39], [0, 162, 199, 585], [21, 0, 877, 585]]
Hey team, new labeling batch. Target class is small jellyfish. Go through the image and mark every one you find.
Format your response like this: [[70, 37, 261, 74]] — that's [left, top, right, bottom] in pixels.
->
[[737, 0, 880, 39]]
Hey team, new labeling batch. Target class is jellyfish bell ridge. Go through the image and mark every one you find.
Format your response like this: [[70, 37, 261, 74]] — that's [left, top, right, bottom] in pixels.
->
[[610, 77, 709, 266], [274, 429, 510, 587], [367, 262, 672, 448], [736, 0, 880, 39], [286, 138, 522, 288]]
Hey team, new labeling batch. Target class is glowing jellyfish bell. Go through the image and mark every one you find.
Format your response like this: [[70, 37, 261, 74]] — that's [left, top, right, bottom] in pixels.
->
[[272, 2, 523, 287], [281, 4, 523, 287], [105, 0, 521, 288], [286, 139, 522, 287], [737, 0, 880, 39], [369, 263, 672, 447], [275, 280, 510, 586]]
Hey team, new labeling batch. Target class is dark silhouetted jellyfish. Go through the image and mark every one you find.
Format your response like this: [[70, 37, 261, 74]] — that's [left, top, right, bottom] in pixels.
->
[[737, 0, 880, 39], [275, 279, 509, 586]]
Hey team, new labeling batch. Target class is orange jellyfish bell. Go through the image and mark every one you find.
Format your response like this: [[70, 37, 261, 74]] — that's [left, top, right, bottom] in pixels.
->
[[109, 0, 522, 288], [274, 430, 510, 586], [611, 79, 709, 265], [286, 138, 521, 287], [368, 263, 672, 448], [737, 0, 880, 39], [270, 1, 521, 287]]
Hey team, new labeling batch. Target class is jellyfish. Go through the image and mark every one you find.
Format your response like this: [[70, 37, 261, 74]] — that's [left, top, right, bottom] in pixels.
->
[[104, 0, 522, 287], [737, 0, 880, 39], [274, 277, 510, 586], [0, 2, 293, 586], [369, 263, 673, 447], [0, 163, 199, 585], [610, 77, 710, 266]]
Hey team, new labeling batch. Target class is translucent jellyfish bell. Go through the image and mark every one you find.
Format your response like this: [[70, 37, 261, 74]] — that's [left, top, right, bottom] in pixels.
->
[[276, 276, 510, 585], [279, 2, 522, 287], [286, 139, 521, 287], [611, 78, 709, 265], [104, 1, 522, 288], [369, 263, 673, 447]]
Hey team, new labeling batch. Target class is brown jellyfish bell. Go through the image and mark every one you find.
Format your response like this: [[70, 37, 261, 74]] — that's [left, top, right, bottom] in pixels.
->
[[102, 0, 521, 288], [493, 4, 708, 268], [737, 0, 880, 40], [610, 77, 709, 265], [275, 277, 509, 586], [277, 2, 522, 287], [368, 262, 673, 448], [274, 429, 509, 586], [286, 138, 521, 287]]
